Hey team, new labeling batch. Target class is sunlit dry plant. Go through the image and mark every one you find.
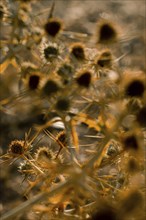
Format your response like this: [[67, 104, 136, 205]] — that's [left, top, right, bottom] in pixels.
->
[[0, 1, 145, 220], [96, 19, 120, 44], [44, 17, 63, 38]]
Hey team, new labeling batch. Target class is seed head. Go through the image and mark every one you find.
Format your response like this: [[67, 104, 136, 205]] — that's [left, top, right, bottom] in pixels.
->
[[28, 74, 40, 90], [76, 71, 91, 88], [42, 80, 60, 96], [35, 147, 54, 161], [44, 46, 58, 59], [97, 49, 113, 68], [70, 43, 85, 61], [57, 63, 73, 77], [122, 133, 139, 151], [40, 41, 62, 64], [92, 204, 117, 220], [125, 79, 145, 98], [57, 63, 74, 84], [8, 140, 26, 156], [44, 18, 62, 37], [96, 20, 118, 44], [55, 98, 70, 111]]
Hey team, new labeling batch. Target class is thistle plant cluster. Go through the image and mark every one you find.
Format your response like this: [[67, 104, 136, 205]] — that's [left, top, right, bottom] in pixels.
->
[[0, 1, 145, 220]]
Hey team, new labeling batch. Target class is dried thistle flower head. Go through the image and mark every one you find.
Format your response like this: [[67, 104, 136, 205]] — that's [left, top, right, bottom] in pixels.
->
[[70, 43, 86, 61], [120, 71, 145, 99], [8, 140, 26, 156], [92, 203, 117, 220], [55, 98, 70, 111], [57, 63, 74, 84], [121, 132, 140, 152], [96, 49, 113, 68], [27, 73, 41, 90], [57, 63, 73, 77], [125, 79, 145, 98], [35, 146, 63, 166], [44, 18, 63, 37], [40, 41, 62, 64], [42, 79, 60, 97], [35, 147, 54, 162], [96, 20, 119, 44], [76, 71, 92, 88]]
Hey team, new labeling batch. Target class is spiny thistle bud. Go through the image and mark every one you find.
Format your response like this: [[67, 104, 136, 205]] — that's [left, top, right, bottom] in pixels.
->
[[44, 45, 58, 59], [76, 71, 91, 88], [70, 43, 85, 61], [44, 18, 62, 37], [122, 133, 139, 151], [92, 204, 117, 220], [8, 140, 26, 156], [28, 74, 40, 90], [125, 79, 145, 98], [42, 80, 60, 96], [57, 63, 73, 77], [97, 49, 113, 68], [57, 63, 74, 84], [96, 20, 118, 44], [55, 98, 70, 111], [35, 147, 54, 161], [40, 41, 62, 64]]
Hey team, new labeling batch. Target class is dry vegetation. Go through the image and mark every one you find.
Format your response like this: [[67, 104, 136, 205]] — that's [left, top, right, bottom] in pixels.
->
[[0, 0, 146, 220]]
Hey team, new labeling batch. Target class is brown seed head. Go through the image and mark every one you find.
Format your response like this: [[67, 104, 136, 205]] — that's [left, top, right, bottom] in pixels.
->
[[70, 43, 85, 61], [44, 18, 62, 37], [8, 140, 26, 156], [42, 80, 60, 96], [92, 204, 117, 220], [76, 71, 91, 88], [97, 49, 113, 68], [55, 98, 70, 111], [28, 74, 40, 90], [96, 20, 118, 44], [35, 146, 54, 161], [125, 79, 145, 98], [122, 133, 139, 151]]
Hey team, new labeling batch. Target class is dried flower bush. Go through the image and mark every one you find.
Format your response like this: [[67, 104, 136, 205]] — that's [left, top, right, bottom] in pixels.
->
[[0, 1, 145, 220]]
